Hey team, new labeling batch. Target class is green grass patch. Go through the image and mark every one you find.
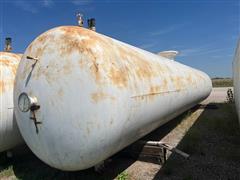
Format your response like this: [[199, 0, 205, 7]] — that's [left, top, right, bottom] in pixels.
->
[[117, 171, 129, 180], [212, 78, 233, 87]]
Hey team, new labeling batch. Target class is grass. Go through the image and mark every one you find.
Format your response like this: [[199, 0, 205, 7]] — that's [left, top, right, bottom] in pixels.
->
[[212, 78, 233, 87], [0, 166, 14, 178], [116, 171, 129, 180]]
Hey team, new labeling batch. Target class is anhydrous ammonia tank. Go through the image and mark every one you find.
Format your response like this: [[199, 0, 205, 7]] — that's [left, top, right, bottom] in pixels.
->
[[0, 52, 23, 152], [233, 39, 240, 124], [14, 26, 212, 171]]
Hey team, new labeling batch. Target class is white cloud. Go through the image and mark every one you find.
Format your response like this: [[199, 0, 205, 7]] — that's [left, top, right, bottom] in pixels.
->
[[150, 24, 186, 36], [71, 0, 92, 5], [13, 0, 38, 13], [42, 0, 54, 7], [179, 46, 233, 57], [12, 0, 55, 13], [179, 47, 205, 57]]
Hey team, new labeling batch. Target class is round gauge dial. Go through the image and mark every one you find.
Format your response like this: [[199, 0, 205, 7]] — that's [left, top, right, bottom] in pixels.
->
[[18, 93, 31, 112]]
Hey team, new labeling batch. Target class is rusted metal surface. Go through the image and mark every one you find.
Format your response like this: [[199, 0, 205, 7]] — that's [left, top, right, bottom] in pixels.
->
[[233, 39, 240, 124], [14, 26, 212, 171], [0, 52, 23, 152]]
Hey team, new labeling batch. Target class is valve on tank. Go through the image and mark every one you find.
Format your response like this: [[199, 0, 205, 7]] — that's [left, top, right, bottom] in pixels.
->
[[4, 37, 12, 52], [88, 18, 96, 31], [76, 12, 84, 27]]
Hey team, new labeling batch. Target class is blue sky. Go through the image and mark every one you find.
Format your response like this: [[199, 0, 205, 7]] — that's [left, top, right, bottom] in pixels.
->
[[0, 0, 239, 77]]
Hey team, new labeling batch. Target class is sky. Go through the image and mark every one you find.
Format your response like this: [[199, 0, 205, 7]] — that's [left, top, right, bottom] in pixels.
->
[[0, 0, 239, 77]]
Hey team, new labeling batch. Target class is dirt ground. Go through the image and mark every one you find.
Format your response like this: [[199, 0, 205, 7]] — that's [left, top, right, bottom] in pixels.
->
[[0, 88, 240, 180]]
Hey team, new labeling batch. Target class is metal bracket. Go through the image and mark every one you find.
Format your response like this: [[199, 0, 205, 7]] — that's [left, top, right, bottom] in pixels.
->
[[144, 141, 190, 159], [123, 140, 189, 165], [30, 105, 41, 134], [26, 56, 39, 62], [25, 56, 39, 87]]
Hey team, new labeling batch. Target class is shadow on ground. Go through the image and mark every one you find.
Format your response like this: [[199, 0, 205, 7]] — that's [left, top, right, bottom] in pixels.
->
[[153, 103, 240, 179], [1, 103, 239, 179]]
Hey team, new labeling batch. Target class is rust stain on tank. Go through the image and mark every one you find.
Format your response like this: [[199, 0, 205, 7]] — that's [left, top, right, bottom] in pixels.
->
[[0, 52, 21, 60], [149, 86, 161, 93], [58, 27, 150, 87], [56, 27, 106, 85], [91, 92, 115, 103], [171, 76, 185, 90], [0, 59, 18, 75], [118, 47, 155, 79], [109, 67, 128, 88], [0, 52, 21, 93], [34, 45, 46, 58], [162, 78, 168, 90], [89, 61, 101, 83], [0, 80, 14, 94], [36, 34, 49, 44], [27, 26, 197, 90], [63, 61, 73, 75], [59, 26, 82, 35], [0, 80, 5, 94], [59, 26, 156, 84], [27, 31, 55, 60], [187, 74, 197, 86]]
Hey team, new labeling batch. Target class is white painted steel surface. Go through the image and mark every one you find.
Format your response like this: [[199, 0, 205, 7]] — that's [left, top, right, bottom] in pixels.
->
[[0, 52, 23, 152], [14, 26, 212, 170], [233, 39, 240, 124], [158, 50, 179, 60]]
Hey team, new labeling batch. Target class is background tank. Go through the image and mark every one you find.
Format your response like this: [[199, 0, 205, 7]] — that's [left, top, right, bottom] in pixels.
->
[[0, 51, 23, 152], [233, 39, 240, 124], [14, 26, 212, 171]]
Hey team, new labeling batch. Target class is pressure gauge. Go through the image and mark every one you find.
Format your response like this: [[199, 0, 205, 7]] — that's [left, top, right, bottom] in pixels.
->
[[18, 93, 38, 112]]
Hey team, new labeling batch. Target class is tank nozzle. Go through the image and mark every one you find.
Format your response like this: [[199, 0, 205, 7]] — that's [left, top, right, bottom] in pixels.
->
[[4, 37, 12, 52]]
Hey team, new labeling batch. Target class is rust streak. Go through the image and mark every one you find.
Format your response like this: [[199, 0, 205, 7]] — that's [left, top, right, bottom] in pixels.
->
[[0, 80, 14, 94], [0, 80, 5, 94], [23, 26, 199, 91], [109, 67, 128, 88], [149, 86, 161, 93], [131, 89, 184, 98], [91, 92, 115, 103], [0, 59, 19, 75], [0, 52, 21, 93]]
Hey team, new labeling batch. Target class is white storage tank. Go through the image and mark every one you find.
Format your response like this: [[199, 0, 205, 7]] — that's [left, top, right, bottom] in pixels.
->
[[14, 26, 212, 171], [0, 51, 23, 152], [233, 39, 240, 124]]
